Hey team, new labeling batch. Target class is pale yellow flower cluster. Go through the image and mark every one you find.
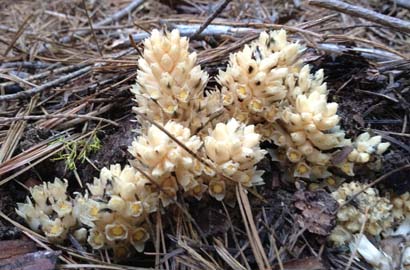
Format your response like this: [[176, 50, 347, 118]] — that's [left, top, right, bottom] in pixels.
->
[[218, 29, 390, 179], [128, 121, 204, 204], [17, 29, 267, 257], [392, 192, 410, 221], [16, 179, 75, 242], [129, 30, 267, 203], [131, 29, 221, 133], [329, 182, 393, 246], [16, 29, 392, 258], [17, 166, 152, 257], [203, 118, 266, 200]]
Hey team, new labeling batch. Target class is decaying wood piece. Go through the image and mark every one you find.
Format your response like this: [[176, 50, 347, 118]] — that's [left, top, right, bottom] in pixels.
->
[[0, 239, 37, 260], [273, 257, 326, 270], [0, 250, 60, 270], [309, 0, 410, 33]]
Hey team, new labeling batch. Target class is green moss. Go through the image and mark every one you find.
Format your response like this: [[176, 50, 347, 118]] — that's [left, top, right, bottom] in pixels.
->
[[52, 134, 101, 171]]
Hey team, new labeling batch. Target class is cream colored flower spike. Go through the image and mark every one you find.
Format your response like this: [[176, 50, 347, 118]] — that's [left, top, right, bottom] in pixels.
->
[[129, 120, 204, 203], [218, 30, 303, 126], [219, 29, 390, 179], [17, 166, 153, 256], [329, 182, 393, 246], [16, 178, 75, 242], [203, 118, 266, 200], [132, 29, 212, 132]]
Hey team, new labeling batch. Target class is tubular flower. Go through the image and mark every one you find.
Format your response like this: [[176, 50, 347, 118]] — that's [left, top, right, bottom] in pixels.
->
[[105, 222, 128, 241], [217, 29, 302, 126], [17, 166, 153, 255], [348, 132, 391, 163], [131, 29, 220, 133], [329, 182, 393, 246], [130, 227, 150, 252], [129, 120, 202, 193], [15, 178, 75, 241], [203, 118, 266, 199], [41, 217, 66, 240], [88, 228, 105, 249]]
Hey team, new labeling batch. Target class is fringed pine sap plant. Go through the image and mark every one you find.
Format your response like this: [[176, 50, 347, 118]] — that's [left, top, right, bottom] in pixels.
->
[[16, 29, 391, 258]]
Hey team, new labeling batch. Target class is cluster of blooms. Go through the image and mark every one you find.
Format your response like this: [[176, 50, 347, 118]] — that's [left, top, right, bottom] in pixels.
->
[[17, 167, 153, 257], [128, 118, 266, 202], [218, 29, 390, 180], [129, 29, 267, 204], [329, 182, 393, 246], [391, 192, 410, 221], [17, 29, 267, 256], [332, 189, 410, 270], [16, 179, 75, 242], [16, 29, 391, 258], [131, 29, 222, 134]]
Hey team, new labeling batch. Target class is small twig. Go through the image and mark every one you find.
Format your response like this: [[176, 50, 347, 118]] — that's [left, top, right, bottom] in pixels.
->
[[82, 0, 103, 57], [0, 65, 91, 101], [0, 113, 118, 126], [3, 14, 34, 56], [0, 63, 85, 89], [193, 0, 232, 37], [0, 61, 50, 69], [114, 24, 257, 49], [58, 0, 145, 45], [309, 0, 410, 34]]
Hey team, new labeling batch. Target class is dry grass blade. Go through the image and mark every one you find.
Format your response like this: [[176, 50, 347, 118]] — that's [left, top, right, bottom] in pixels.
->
[[213, 238, 247, 270], [0, 136, 64, 176], [0, 113, 119, 127], [155, 210, 161, 270], [59, 264, 150, 270], [81, 0, 103, 57], [237, 185, 271, 270], [0, 143, 65, 186], [0, 97, 37, 163], [3, 13, 34, 56], [177, 239, 221, 270], [221, 202, 251, 270]]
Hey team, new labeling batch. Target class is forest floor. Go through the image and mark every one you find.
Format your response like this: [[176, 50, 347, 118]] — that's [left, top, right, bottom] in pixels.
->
[[0, 0, 409, 269]]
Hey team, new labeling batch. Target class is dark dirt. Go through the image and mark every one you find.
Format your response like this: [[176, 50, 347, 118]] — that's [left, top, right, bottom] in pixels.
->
[[78, 115, 137, 183]]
